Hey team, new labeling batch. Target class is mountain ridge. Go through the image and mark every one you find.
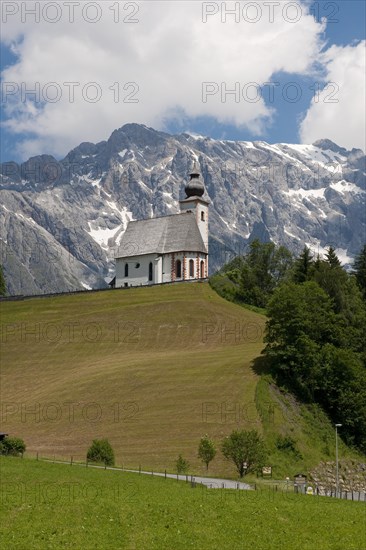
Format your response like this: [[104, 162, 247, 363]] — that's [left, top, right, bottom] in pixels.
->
[[1, 124, 365, 295]]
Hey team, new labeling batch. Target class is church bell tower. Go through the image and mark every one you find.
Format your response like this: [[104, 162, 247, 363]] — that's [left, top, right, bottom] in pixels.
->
[[179, 160, 209, 253]]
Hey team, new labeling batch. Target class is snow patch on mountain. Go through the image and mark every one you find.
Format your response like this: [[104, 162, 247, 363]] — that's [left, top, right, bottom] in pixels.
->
[[284, 227, 300, 240], [284, 144, 348, 175], [330, 180, 365, 195], [138, 180, 152, 193], [285, 188, 326, 199], [87, 223, 121, 250]]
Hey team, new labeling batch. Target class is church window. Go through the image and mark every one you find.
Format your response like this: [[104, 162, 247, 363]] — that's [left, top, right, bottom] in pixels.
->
[[149, 262, 153, 282], [201, 211, 205, 221], [176, 259, 182, 278], [135, 263, 140, 268], [200, 260, 205, 278], [189, 259, 194, 277], [125, 263, 129, 277]]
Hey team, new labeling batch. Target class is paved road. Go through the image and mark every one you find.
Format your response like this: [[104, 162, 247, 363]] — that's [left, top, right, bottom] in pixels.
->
[[42, 459, 252, 490], [123, 469, 253, 490]]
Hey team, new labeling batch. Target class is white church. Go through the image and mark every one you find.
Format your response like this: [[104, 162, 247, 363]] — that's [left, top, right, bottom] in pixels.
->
[[114, 162, 209, 287]]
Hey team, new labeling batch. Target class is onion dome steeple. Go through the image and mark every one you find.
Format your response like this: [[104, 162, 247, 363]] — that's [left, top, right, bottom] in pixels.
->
[[185, 160, 205, 198]]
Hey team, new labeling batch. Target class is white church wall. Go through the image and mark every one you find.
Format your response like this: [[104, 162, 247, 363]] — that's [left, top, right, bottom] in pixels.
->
[[162, 253, 185, 283], [162, 254, 172, 284], [116, 253, 159, 287], [154, 256, 163, 284], [116, 251, 208, 287]]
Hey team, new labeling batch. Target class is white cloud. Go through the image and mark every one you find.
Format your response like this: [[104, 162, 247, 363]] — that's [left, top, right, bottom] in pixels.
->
[[2, 1, 326, 158], [300, 40, 366, 152]]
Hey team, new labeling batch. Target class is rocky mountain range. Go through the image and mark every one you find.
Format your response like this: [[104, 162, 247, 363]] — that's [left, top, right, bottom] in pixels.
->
[[1, 123, 365, 295]]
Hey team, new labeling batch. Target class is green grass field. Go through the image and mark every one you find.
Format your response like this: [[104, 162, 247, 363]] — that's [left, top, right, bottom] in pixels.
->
[[1, 457, 364, 550], [0, 283, 360, 477]]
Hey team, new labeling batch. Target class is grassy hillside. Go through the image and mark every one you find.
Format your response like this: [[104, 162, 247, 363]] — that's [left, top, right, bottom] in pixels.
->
[[1, 457, 364, 550], [1, 283, 264, 474], [0, 283, 360, 477]]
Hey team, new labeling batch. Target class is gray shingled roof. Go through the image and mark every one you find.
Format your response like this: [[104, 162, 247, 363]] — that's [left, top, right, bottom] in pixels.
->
[[115, 212, 207, 258]]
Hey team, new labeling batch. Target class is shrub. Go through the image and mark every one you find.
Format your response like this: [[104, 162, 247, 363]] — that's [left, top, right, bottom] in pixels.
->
[[0, 436, 26, 456], [175, 454, 190, 474], [198, 435, 216, 471], [86, 439, 115, 466]]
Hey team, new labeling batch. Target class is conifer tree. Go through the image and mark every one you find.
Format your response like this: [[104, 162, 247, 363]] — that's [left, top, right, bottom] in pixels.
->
[[325, 246, 341, 268], [353, 244, 366, 299], [292, 246, 314, 283], [314, 253, 322, 271]]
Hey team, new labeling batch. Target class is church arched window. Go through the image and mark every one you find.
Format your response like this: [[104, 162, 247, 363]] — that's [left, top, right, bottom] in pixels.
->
[[176, 259, 182, 278], [125, 263, 129, 277], [149, 262, 153, 282], [201, 211, 205, 221], [189, 259, 194, 278], [200, 260, 205, 278]]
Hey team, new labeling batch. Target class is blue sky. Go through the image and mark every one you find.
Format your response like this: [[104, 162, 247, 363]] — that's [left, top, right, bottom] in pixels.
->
[[1, 1, 365, 163]]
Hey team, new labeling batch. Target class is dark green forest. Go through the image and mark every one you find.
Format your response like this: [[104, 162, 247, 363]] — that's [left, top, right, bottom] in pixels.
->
[[210, 242, 366, 453]]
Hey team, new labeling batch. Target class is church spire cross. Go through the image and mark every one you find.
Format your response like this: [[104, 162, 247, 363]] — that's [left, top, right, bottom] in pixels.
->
[[190, 160, 200, 179]]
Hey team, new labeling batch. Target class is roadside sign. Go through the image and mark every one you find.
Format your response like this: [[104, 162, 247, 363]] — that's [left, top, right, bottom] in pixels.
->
[[294, 474, 307, 485]]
